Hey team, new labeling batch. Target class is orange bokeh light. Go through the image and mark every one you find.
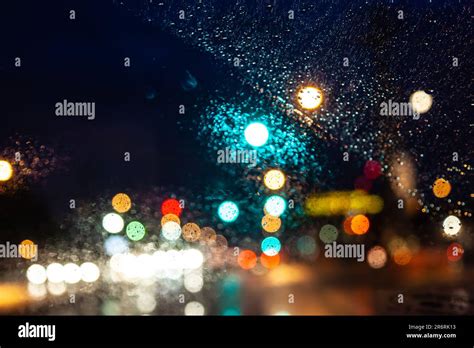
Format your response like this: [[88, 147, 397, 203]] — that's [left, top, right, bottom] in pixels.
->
[[350, 214, 370, 235], [111, 193, 132, 213], [238, 250, 257, 270], [393, 247, 412, 265], [343, 216, 354, 235], [260, 253, 280, 269], [433, 178, 451, 198], [161, 213, 180, 226]]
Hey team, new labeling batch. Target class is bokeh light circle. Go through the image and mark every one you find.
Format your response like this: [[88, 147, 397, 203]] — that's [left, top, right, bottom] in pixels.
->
[[47, 282, 66, 296], [410, 90, 433, 114], [80, 262, 100, 282], [214, 234, 229, 251], [443, 215, 461, 236], [350, 214, 370, 235], [363, 160, 382, 180], [260, 253, 281, 269], [26, 264, 47, 284], [218, 201, 239, 222], [263, 169, 286, 190], [46, 263, 64, 283], [0, 160, 13, 181], [343, 216, 354, 235], [184, 273, 204, 293], [126, 221, 146, 241], [261, 237, 281, 256], [104, 235, 129, 256], [181, 249, 204, 269], [161, 213, 180, 226], [261, 214, 281, 233], [244, 122, 269, 147], [264, 195, 286, 217], [19, 239, 37, 260], [297, 235, 317, 256], [238, 250, 257, 270], [367, 246, 387, 269], [102, 213, 125, 234], [433, 178, 451, 198], [447, 242, 464, 262], [393, 247, 412, 266], [137, 294, 156, 313], [111, 193, 132, 213], [200, 227, 217, 245], [319, 224, 339, 243], [184, 301, 205, 315], [296, 86, 323, 110], [63, 263, 82, 284], [161, 198, 182, 216], [182, 222, 201, 242], [161, 221, 182, 241]]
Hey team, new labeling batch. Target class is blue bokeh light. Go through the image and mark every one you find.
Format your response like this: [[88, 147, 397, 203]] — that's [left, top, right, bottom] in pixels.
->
[[104, 235, 129, 256]]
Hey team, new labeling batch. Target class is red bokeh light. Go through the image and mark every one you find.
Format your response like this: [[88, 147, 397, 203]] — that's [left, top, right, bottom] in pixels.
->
[[447, 242, 464, 262], [363, 160, 382, 180], [161, 198, 182, 216]]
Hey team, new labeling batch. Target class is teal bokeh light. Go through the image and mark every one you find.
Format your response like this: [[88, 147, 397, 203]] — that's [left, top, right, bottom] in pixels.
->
[[264, 195, 286, 217], [261, 236, 281, 256], [218, 201, 239, 222]]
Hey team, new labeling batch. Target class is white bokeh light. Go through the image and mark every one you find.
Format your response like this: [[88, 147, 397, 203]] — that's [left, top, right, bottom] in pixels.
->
[[443, 215, 461, 236], [27, 283, 47, 299], [244, 122, 269, 147], [63, 263, 82, 284], [80, 262, 100, 283], [184, 271, 204, 293], [26, 264, 47, 285], [46, 263, 64, 283], [184, 301, 205, 316], [102, 213, 125, 234], [161, 221, 182, 241], [297, 86, 323, 110], [181, 249, 204, 269], [47, 281, 67, 296], [137, 293, 157, 313]]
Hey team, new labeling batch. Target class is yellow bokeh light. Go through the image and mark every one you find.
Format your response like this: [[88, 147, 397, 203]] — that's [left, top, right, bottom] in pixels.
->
[[19, 240, 37, 260], [161, 213, 180, 226], [305, 191, 383, 216], [263, 169, 286, 190], [261, 214, 282, 233], [410, 90, 432, 114], [0, 160, 13, 182], [296, 86, 323, 110], [111, 193, 132, 213]]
